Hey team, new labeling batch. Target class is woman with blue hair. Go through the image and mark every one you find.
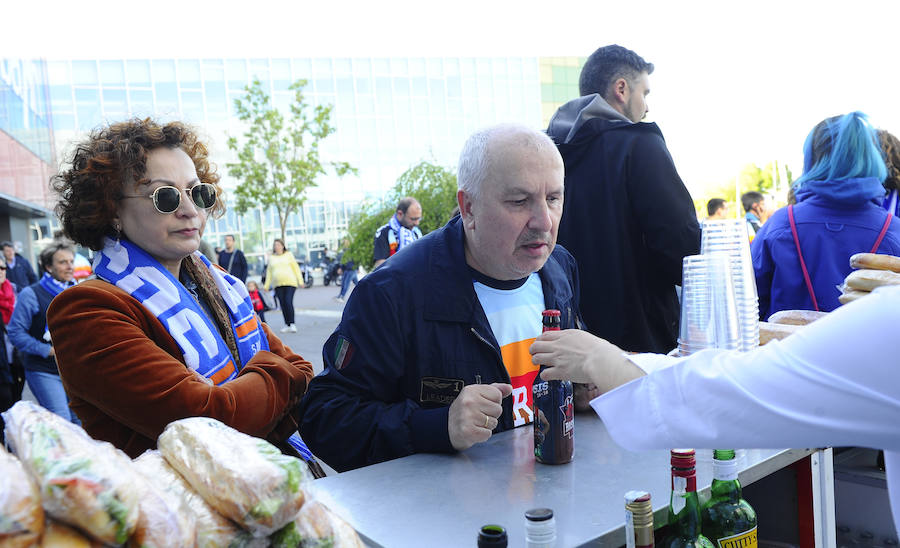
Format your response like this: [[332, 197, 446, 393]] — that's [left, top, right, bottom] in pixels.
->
[[752, 111, 900, 318]]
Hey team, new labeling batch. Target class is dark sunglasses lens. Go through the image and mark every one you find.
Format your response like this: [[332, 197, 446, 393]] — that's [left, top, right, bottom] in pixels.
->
[[191, 184, 217, 209], [153, 187, 181, 213]]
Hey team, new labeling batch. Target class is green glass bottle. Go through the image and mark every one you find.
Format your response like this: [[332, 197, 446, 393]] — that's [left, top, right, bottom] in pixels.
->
[[664, 449, 714, 548], [701, 450, 758, 548]]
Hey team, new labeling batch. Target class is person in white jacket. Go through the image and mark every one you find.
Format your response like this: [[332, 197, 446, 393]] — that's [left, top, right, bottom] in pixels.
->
[[529, 285, 900, 529]]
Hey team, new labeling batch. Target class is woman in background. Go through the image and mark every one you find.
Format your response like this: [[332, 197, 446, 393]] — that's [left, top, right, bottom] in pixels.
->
[[879, 129, 900, 216], [752, 111, 900, 317], [263, 238, 304, 333]]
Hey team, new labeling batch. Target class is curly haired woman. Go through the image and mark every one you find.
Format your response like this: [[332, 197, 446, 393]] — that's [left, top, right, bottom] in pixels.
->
[[47, 118, 316, 464]]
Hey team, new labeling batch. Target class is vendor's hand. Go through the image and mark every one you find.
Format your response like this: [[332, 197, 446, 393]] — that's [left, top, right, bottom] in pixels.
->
[[530, 330, 645, 393], [573, 383, 602, 412], [448, 383, 512, 451]]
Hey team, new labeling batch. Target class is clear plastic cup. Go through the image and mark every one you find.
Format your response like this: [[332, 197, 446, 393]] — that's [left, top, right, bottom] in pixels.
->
[[678, 253, 740, 355], [699, 220, 759, 350]]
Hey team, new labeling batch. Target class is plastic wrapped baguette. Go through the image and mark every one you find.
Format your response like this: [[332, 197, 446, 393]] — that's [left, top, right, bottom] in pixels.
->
[[0, 444, 44, 548], [158, 417, 310, 536], [270, 496, 363, 548], [133, 450, 266, 548], [128, 452, 197, 548], [2, 401, 139, 545]]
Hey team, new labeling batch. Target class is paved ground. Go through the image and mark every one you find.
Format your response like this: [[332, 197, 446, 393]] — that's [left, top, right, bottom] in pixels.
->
[[258, 279, 352, 374]]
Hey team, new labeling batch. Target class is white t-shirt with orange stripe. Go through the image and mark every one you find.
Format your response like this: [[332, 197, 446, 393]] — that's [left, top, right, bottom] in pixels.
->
[[473, 272, 544, 428]]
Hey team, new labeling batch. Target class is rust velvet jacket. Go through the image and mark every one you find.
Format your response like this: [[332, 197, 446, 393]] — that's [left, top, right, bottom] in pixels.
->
[[47, 279, 313, 458]]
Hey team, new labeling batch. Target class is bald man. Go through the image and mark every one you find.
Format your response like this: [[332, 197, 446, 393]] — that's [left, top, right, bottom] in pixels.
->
[[299, 124, 585, 471]]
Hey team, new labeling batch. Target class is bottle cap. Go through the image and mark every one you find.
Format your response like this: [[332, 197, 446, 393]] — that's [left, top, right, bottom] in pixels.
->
[[478, 524, 507, 546], [670, 448, 696, 469], [624, 490, 651, 504], [713, 449, 736, 460], [541, 309, 561, 317], [524, 508, 554, 522]]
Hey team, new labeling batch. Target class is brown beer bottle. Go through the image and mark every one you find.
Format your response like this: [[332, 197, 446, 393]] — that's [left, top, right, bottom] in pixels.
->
[[533, 309, 574, 464]]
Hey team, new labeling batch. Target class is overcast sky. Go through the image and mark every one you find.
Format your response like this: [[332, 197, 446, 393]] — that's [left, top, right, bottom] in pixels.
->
[[6, 0, 900, 199]]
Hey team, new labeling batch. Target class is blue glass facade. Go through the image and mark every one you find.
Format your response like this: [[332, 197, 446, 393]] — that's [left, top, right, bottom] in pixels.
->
[[0, 59, 55, 164]]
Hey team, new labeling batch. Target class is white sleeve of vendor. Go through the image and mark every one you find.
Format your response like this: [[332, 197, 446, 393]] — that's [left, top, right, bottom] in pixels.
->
[[591, 285, 900, 453]]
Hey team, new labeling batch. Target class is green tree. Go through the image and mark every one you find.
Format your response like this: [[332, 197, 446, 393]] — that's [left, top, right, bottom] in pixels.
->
[[226, 78, 356, 243], [693, 161, 795, 216], [345, 160, 458, 269]]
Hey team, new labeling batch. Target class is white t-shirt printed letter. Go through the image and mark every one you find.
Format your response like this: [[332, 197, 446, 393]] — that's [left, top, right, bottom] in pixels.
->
[[511, 385, 534, 427]]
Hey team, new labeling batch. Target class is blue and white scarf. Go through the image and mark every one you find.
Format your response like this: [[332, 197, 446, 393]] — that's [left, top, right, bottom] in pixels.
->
[[92, 238, 268, 385], [39, 272, 74, 297], [388, 213, 422, 251]]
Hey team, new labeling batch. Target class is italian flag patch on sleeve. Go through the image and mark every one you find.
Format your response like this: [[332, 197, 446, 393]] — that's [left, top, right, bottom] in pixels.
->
[[334, 336, 355, 370]]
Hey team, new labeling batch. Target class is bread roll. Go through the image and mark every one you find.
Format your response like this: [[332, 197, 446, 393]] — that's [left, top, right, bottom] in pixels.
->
[[849, 252, 900, 273], [270, 498, 363, 548], [838, 289, 869, 305], [0, 445, 44, 548], [766, 310, 829, 326], [844, 269, 900, 292], [158, 417, 309, 536], [40, 520, 103, 548], [758, 321, 801, 345], [3, 401, 140, 545]]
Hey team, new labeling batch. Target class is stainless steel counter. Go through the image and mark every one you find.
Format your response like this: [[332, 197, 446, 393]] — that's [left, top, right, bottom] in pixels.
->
[[309, 413, 814, 547]]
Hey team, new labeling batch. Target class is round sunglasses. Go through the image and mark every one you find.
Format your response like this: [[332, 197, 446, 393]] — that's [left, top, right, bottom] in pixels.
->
[[121, 183, 217, 214]]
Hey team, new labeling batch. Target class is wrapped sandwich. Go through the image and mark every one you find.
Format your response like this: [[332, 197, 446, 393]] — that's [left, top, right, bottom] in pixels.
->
[[2, 401, 140, 545], [158, 417, 310, 536], [133, 451, 266, 548], [270, 497, 363, 548], [0, 444, 44, 548], [128, 454, 197, 548]]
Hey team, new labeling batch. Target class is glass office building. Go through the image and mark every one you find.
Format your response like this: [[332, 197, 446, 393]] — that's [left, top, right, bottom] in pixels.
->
[[38, 56, 582, 266], [0, 59, 57, 265]]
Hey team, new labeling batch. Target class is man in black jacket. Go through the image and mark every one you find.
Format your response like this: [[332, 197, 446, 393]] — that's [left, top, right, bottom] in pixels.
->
[[547, 45, 701, 354], [1, 242, 37, 293]]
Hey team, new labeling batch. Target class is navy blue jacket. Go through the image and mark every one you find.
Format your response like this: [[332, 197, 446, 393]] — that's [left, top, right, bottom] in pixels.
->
[[6, 254, 37, 293], [298, 216, 583, 472], [547, 95, 701, 354]]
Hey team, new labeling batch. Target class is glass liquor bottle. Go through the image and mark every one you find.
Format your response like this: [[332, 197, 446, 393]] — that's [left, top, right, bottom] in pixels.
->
[[663, 449, 714, 548], [625, 490, 655, 548], [701, 449, 757, 547]]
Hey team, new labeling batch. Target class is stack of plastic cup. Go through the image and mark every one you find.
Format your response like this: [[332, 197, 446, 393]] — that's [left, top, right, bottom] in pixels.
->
[[699, 219, 760, 351], [677, 253, 740, 356]]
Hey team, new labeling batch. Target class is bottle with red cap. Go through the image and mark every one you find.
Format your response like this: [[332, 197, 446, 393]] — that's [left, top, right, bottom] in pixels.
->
[[532, 309, 573, 464], [663, 449, 714, 548]]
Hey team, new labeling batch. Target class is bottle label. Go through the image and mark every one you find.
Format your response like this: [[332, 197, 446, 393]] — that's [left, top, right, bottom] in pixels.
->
[[561, 393, 574, 439], [713, 458, 739, 481], [717, 527, 757, 548], [624, 509, 635, 548], [672, 476, 687, 514]]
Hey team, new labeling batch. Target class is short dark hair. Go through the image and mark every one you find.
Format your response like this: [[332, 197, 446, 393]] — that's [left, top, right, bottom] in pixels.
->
[[579, 45, 654, 98], [706, 198, 727, 217], [396, 197, 419, 214], [741, 191, 764, 213], [225, 234, 235, 241], [0, 242, 13, 251], [39, 242, 74, 272]]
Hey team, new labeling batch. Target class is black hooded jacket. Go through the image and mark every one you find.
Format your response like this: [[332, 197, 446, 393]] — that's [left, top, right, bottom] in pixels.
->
[[547, 95, 701, 353]]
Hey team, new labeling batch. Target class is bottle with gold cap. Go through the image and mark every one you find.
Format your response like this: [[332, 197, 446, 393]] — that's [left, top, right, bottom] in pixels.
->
[[625, 490, 655, 548], [701, 449, 757, 547], [664, 449, 714, 548]]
